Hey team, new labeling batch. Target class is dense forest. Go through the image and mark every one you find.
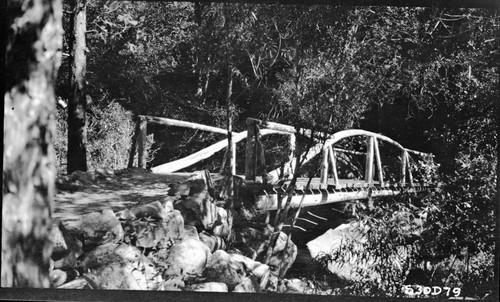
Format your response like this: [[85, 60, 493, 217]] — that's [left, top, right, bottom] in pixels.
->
[[3, 0, 498, 298]]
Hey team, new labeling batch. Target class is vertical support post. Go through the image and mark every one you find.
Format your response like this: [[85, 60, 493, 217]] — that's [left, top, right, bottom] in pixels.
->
[[373, 138, 384, 186], [328, 145, 340, 187], [231, 139, 236, 176], [137, 117, 148, 169], [320, 147, 329, 186], [401, 150, 408, 186], [364, 136, 375, 185], [407, 154, 414, 187], [245, 119, 256, 181], [128, 119, 140, 168], [286, 134, 296, 177]]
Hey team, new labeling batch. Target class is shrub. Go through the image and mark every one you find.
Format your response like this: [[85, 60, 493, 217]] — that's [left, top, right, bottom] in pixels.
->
[[54, 101, 157, 176]]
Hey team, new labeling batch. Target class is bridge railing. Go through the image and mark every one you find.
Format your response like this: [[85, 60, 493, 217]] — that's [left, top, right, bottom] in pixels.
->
[[130, 115, 434, 188]]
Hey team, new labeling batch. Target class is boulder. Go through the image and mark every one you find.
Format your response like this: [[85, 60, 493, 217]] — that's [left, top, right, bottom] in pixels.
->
[[186, 282, 228, 292], [115, 209, 137, 221], [131, 209, 184, 249], [65, 209, 124, 251], [183, 225, 200, 240], [203, 250, 270, 291], [232, 277, 255, 293], [267, 232, 298, 278], [80, 243, 163, 290], [229, 253, 270, 291], [233, 225, 273, 260], [199, 231, 225, 252], [168, 179, 207, 197], [49, 221, 83, 268], [203, 250, 246, 290], [212, 207, 230, 237], [130, 201, 167, 221], [175, 190, 218, 230], [162, 238, 211, 281]]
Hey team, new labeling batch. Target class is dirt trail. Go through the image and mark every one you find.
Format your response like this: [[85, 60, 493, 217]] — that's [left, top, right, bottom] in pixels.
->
[[53, 169, 197, 225]]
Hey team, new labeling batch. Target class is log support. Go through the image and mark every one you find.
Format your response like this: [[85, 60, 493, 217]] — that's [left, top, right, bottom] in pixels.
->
[[320, 147, 329, 186], [364, 136, 375, 185], [373, 138, 384, 186], [328, 145, 340, 187], [137, 117, 148, 169]]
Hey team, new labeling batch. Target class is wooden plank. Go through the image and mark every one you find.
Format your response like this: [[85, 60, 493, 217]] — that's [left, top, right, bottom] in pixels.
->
[[137, 118, 148, 169], [139, 115, 227, 135], [327, 145, 340, 187], [255, 187, 405, 210], [320, 147, 329, 185], [373, 137, 384, 186], [364, 136, 375, 185]]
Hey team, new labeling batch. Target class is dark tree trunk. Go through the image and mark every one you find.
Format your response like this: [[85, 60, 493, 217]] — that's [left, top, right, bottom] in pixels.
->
[[2, 0, 62, 287], [67, 0, 88, 174]]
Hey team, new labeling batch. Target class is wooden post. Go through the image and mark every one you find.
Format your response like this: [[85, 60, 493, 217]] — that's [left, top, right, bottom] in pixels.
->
[[365, 136, 375, 185], [231, 140, 236, 176], [407, 155, 414, 187], [245, 120, 256, 180], [137, 117, 147, 169], [320, 147, 329, 186], [286, 134, 296, 177], [328, 145, 340, 187], [128, 119, 140, 168], [401, 150, 408, 186], [373, 138, 384, 186]]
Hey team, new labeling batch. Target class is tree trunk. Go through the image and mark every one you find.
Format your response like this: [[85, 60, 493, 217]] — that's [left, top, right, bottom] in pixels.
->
[[67, 0, 88, 174], [2, 0, 62, 287]]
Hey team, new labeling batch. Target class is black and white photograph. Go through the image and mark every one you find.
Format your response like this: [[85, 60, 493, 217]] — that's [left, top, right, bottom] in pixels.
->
[[2, 0, 499, 301]]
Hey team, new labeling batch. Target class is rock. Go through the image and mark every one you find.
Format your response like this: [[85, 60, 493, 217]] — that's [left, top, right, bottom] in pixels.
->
[[233, 225, 273, 260], [187, 282, 228, 292], [57, 277, 89, 289], [66, 209, 124, 251], [212, 207, 230, 237], [115, 209, 137, 221], [50, 269, 68, 287], [81, 243, 163, 290], [77, 243, 120, 268], [162, 238, 211, 281], [175, 190, 218, 230], [203, 250, 246, 290], [163, 197, 176, 212], [163, 276, 184, 291], [49, 221, 83, 267], [232, 277, 255, 293], [279, 278, 316, 294], [130, 201, 167, 221], [169, 179, 208, 196], [199, 231, 225, 252], [267, 232, 297, 278], [70, 170, 96, 184], [183, 225, 199, 240], [306, 223, 375, 282], [229, 253, 270, 291], [132, 209, 184, 249]]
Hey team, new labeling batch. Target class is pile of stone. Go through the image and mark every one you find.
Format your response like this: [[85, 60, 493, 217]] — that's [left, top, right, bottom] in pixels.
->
[[49, 172, 297, 292]]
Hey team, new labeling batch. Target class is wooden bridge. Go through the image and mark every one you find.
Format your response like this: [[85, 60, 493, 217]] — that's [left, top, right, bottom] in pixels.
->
[[129, 115, 436, 211]]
